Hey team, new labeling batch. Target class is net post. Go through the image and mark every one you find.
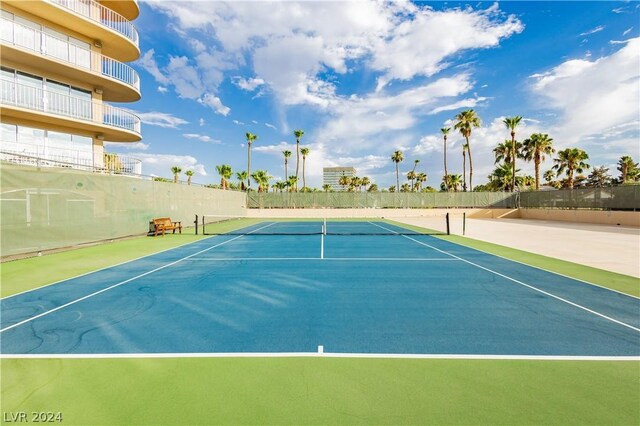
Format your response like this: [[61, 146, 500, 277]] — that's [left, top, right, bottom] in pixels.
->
[[463, 212, 466, 235], [202, 215, 205, 235], [446, 212, 450, 235], [323, 218, 327, 235], [194, 214, 199, 235]]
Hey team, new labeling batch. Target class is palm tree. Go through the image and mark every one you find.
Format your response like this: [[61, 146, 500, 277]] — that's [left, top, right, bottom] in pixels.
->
[[184, 170, 194, 185], [388, 185, 396, 193], [245, 132, 257, 189], [617, 155, 639, 183], [543, 169, 560, 189], [400, 183, 411, 192], [416, 172, 427, 191], [171, 166, 182, 183], [391, 150, 404, 191], [251, 170, 271, 192], [360, 176, 370, 192], [287, 175, 298, 192], [368, 183, 378, 192], [216, 164, 232, 189], [461, 143, 468, 191], [441, 127, 450, 191], [553, 148, 590, 189], [406, 170, 417, 191], [338, 174, 351, 191], [293, 129, 304, 191], [454, 109, 481, 191], [522, 133, 555, 190], [322, 183, 332, 192], [503, 116, 523, 191], [282, 150, 291, 183], [273, 181, 287, 192], [300, 147, 310, 190], [447, 174, 463, 192], [487, 162, 521, 191], [236, 171, 248, 191], [493, 140, 523, 191]]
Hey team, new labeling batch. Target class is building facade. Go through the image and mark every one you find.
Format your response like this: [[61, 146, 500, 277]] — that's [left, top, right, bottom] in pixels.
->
[[323, 166, 356, 191], [0, 0, 142, 173]]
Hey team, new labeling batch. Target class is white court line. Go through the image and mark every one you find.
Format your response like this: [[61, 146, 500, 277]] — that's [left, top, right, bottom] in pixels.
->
[[385, 218, 640, 301], [182, 257, 461, 261], [369, 222, 640, 333], [0, 222, 277, 334], [1, 352, 637, 361]]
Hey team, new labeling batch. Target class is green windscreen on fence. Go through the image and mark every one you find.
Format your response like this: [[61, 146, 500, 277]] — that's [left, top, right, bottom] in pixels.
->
[[247, 192, 517, 209], [0, 162, 246, 256], [519, 186, 640, 210]]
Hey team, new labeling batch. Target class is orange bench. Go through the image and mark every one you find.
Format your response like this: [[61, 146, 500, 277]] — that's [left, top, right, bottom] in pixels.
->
[[152, 217, 182, 236]]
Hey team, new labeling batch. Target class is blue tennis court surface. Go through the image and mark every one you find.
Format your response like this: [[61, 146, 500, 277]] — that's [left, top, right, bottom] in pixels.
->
[[1, 220, 639, 356]]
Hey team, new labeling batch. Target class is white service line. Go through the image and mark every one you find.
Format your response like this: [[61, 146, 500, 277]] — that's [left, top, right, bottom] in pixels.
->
[[368, 222, 640, 333], [1, 352, 638, 361], [0, 222, 277, 334], [181, 257, 460, 261]]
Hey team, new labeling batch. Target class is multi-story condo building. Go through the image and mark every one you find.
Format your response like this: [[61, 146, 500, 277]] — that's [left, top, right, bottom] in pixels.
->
[[323, 166, 356, 191], [0, 0, 142, 174]]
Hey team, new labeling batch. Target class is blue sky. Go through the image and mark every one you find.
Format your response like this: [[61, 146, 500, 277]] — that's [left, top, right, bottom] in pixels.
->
[[106, 1, 640, 188]]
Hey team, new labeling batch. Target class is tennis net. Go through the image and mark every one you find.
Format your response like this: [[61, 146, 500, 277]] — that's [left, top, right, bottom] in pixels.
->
[[198, 215, 450, 236]]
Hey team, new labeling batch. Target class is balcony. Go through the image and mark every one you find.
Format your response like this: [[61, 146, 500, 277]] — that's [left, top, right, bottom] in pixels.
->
[[1, 80, 141, 142], [1, 150, 143, 175], [1, 16, 140, 102], [100, 0, 139, 21], [4, 0, 139, 61]]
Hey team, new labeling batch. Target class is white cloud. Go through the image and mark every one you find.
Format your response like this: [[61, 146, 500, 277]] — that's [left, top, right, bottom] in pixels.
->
[[199, 118, 205, 126], [265, 123, 277, 130], [183, 133, 221, 144], [623, 27, 633, 36], [136, 112, 188, 128], [197, 93, 231, 116], [530, 38, 640, 145], [233, 76, 266, 91], [157, 86, 168, 94], [139, 49, 169, 85], [104, 141, 150, 151], [579, 25, 605, 36], [233, 120, 245, 125]]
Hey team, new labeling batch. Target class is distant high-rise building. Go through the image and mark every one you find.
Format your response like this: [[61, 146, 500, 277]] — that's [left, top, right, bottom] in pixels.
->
[[323, 167, 356, 191], [0, 0, 142, 173]]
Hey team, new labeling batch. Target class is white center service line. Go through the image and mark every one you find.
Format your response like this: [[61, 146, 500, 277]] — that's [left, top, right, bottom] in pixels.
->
[[368, 222, 640, 333], [0, 222, 277, 334]]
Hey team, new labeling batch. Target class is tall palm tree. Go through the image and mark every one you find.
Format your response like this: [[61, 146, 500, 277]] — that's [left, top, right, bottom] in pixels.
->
[[293, 129, 304, 191], [503, 116, 523, 191], [522, 133, 555, 190], [282, 150, 291, 183], [454, 109, 481, 191], [553, 148, 590, 189], [300, 147, 310, 190], [441, 127, 450, 191], [236, 171, 248, 191], [391, 150, 404, 191], [171, 166, 182, 183], [245, 132, 257, 189], [184, 170, 194, 186], [216, 164, 232, 189]]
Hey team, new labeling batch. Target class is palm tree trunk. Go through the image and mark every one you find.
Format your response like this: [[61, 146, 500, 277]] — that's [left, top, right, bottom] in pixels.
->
[[302, 157, 306, 189], [295, 139, 300, 192], [462, 151, 467, 192], [247, 144, 251, 189], [511, 131, 516, 192], [444, 136, 448, 191], [534, 152, 541, 190], [467, 137, 473, 191], [395, 163, 400, 190]]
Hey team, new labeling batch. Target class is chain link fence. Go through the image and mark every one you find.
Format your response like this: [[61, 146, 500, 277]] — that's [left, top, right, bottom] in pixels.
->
[[519, 186, 639, 211]]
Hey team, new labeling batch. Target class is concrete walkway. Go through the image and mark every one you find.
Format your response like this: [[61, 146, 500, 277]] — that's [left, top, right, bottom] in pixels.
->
[[395, 217, 640, 278]]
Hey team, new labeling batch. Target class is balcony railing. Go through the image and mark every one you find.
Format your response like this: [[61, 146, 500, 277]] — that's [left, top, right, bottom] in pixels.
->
[[1, 149, 143, 175], [1, 16, 140, 94], [1, 80, 141, 135], [47, 0, 139, 47]]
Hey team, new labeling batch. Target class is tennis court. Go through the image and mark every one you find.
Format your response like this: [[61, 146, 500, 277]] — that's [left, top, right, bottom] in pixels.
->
[[1, 219, 638, 357]]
